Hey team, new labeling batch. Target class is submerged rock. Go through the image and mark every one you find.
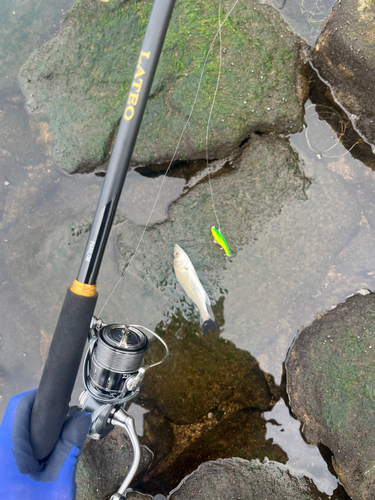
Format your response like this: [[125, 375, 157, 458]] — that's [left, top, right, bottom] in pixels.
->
[[286, 292, 375, 500], [139, 311, 276, 426], [20, 0, 306, 173], [312, 0, 375, 153], [114, 134, 309, 325], [129, 311, 284, 494], [168, 457, 330, 500]]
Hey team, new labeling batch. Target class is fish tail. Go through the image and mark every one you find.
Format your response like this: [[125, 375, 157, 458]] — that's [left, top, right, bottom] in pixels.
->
[[201, 318, 218, 336]]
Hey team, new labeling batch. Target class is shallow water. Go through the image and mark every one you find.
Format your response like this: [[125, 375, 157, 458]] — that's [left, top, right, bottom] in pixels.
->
[[0, 0, 374, 498], [262, 0, 337, 46]]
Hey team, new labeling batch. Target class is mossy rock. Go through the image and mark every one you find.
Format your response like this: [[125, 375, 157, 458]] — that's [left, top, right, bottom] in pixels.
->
[[20, 0, 306, 173], [312, 0, 375, 153], [287, 292, 375, 500]]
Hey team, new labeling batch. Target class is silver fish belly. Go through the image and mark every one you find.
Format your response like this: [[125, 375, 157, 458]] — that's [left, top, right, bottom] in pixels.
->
[[173, 244, 217, 335]]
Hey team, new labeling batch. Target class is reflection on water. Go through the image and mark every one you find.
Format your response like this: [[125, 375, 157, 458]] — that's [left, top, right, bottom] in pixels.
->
[[264, 399, 336, 494], [260, 0, 337, 46], [0, 0, 373, 498]]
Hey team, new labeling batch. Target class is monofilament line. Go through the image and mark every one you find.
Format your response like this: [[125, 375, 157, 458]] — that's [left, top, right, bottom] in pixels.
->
[[99, 0, 241, 316], [206, 1, 222, 233]]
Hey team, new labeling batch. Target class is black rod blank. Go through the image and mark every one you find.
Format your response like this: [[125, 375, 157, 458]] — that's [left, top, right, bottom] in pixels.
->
[[78, 0, 176, 285]]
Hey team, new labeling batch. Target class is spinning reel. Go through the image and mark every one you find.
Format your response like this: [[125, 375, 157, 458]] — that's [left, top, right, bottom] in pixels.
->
[[79, 317, 169, 500]]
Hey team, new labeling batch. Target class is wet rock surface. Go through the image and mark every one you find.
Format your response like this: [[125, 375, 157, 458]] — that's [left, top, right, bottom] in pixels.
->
[[286, 292, 375, 500], [312, 0, 375, 152], [20, 0, 306, 174], [4, 0, 375, 499], [76, 427, 153, 500], [167, 457, 331, 500]]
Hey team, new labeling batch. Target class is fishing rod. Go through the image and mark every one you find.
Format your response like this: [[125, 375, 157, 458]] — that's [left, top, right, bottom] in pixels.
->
[[29, 0, 176, 493]]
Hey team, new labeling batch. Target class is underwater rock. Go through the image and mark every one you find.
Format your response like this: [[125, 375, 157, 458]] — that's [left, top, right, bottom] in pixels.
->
[[114, 134, 309, 331], [76, 426, 153, 500], [312, 0, 375, 153], [19, 0, 306, 174], [127, 310, 283, 493], [136, 403, 288, 495], [168, 457, 330, 500], [136, 311, 276, 427], [286, 292, 375, 500]]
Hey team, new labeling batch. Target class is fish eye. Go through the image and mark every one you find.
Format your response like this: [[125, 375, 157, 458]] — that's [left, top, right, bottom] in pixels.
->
[[174, 251, 179, 257]]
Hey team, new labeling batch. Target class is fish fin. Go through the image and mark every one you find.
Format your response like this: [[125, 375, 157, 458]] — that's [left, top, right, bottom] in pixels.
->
[[201, 318, 218, 336], [185, 296, 194, 307], [203, 290, 215, 316], [205, 300, 215, 323]]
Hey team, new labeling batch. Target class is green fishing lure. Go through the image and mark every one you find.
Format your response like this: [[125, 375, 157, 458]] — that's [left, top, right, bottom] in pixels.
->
[[211, 226, 230, 256]]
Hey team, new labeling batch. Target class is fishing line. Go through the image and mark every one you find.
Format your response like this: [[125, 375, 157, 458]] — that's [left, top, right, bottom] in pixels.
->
[[206, 2, 222, 233], [99, 0, 240, 316]]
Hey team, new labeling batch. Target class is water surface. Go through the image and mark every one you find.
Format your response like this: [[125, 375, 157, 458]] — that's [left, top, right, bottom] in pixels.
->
[[0, 0, 373, 498]]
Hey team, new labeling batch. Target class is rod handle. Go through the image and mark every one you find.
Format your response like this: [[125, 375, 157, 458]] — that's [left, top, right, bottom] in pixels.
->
[[30, 286, 97, 461]]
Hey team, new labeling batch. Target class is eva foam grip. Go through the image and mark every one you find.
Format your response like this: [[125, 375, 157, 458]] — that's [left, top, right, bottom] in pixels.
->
[[30, 287, 97, 461]]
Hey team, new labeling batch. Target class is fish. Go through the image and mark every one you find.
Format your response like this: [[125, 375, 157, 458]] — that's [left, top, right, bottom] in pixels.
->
[[211, 226, 230, 256], [173, 244, 218, 335]]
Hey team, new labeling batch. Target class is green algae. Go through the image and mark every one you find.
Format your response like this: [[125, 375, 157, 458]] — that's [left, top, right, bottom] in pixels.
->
[[20, 0, 305, 173], [305, 303, 375, 435]]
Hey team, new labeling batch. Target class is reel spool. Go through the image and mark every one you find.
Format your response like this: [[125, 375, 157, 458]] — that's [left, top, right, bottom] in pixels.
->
[[87, 324, 149, 402]]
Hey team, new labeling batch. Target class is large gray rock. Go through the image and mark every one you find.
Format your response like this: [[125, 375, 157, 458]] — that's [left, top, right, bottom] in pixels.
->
[[287, 292, 375, 500], [312, 0, 375, 153], [20, 0, 307, 173], [168, 457, 331, 499]]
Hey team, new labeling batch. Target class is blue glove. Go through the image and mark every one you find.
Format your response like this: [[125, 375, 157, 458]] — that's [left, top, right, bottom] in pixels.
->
[[0, 390, 91, 500]]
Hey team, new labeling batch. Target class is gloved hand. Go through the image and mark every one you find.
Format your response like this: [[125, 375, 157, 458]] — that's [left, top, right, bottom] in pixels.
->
[[0, 390, 91, 500]]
